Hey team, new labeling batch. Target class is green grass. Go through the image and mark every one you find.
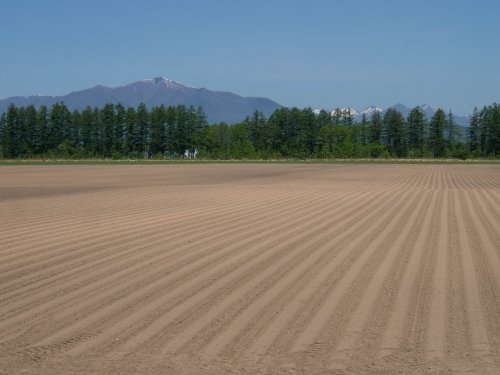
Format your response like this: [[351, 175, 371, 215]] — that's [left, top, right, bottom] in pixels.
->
[[0, 158, 499, 166]]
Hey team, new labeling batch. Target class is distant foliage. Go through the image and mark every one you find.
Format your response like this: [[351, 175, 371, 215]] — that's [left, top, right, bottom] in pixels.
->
[[0, 102, 497, 159], [468, 104, 500, 158]]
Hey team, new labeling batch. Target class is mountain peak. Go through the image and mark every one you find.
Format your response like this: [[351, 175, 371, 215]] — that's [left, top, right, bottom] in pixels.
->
[[361, 105, 383, 115], [0, 77, 281, 124], [153, 77, 167, 84], [136, 77, 192, 89]]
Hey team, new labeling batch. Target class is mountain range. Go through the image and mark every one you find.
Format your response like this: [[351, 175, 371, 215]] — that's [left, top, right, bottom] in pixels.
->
[[314, 104, 470, 127], [0, 77, 471, 126], [0, 77, 282, 124]]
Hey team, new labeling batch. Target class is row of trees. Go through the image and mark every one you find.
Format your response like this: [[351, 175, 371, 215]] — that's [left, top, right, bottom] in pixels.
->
[[1, 102, 498, 159], [468, 104, 500, 157], [0, 103, 206, 159]]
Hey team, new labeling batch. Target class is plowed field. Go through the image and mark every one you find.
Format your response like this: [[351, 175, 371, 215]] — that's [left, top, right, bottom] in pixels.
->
[[1, 164, 500, 374]]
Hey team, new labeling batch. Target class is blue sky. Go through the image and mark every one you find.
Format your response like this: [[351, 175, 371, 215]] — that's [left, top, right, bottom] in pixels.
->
[[1, 0, 499, 115]]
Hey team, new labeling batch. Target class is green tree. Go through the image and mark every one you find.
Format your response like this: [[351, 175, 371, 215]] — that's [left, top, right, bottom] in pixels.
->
[[48, 103, 71, 152], [383, 108, 407, 157], [2, 104, 19, 158], [468, 107, 480, 156], [428, 109, 447, 157], [23, 105, 39, 157], [407, 106, 426, 156], [246, 110, 267, 152], [100, 103, 116, 156], [150, 105, 167, 155], [0, 113, 6, 157], [369, 110, 383, 144], [302, 107, 318, 156], [114, 103, 126, 155], [359, 113, 368, 145], [124, 107, 136, 154], [135, 103, 150, 156]]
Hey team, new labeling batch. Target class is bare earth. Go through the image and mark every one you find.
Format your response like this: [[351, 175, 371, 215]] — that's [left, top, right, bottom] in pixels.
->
[[1, 164, 500, 374]]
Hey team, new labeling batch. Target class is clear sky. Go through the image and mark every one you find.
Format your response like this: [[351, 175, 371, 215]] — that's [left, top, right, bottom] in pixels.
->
[[1, 0, 499, 115]]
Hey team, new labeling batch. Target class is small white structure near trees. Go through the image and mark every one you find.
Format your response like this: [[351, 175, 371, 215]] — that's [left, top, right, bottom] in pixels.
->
[[183, 148, 198, 159]]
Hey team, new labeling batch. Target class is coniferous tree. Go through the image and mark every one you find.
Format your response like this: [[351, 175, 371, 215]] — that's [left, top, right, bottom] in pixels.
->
[[343, 109, 354, 126], [16, 106, 29, 156], [48, 103, 70, 151], [135, 103, 149, 156], [81, 106, 97, 155], [150, 105, 166, 155], [246, 110, 267, 152], [100, 103, 116, 156], [194, 106, 207, 145], [359, 113, 367, 145], [0, 101, 487, 160], [70, 110, 82, 151], [332, 108, 342, 125], [428, 109, 447, 157], [114, 104, 126, 155], [407, 106, 426, 156], [124, 107, 136, 154], [446, 110, 458, 149], [468, 107, 480, 156], [369, 111, 383, 144], [3, 105, 19, 158], [382, 108, 407, 157], [302, 107, 318, 156], [0, 113, 6, 157], [37, 106, 49, 155], [23, 105, 38, 157], [317, 109, 332, 128]]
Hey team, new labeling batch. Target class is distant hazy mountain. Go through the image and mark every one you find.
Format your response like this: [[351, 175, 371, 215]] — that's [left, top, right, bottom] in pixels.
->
[[313, 103, 470, 127], [0, 77, 282, 124], [386, 103, 470, 127]]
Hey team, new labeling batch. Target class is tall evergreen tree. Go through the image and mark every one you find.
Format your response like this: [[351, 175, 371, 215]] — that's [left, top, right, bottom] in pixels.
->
[[468, 107, 480, 155], [428, 109, 447, 157], [124, 107, 136, 154], [48, 103, 71, 151], [135, 103, 150, 156], [114, 104, 126, 155], [3, 105, 19, 158], [382, 108, 407, 157], [16, 106, 29, 156], [369, 111, 383, 144], [23, 105, 38, 157], [37, 106, 49, 155], [69, 110, 82, 150], [149, 105, 166, 155], [359, 113, 368, 145], [80, 106, 97, 155], [0, 113, 6, 157], [407, 106, 426, 156], [446, 110, 458, 147], [246, 110, 267, 152], [332, 108, 342, 125], [302, 107, 318, 156], [100, 103, 116, 156]]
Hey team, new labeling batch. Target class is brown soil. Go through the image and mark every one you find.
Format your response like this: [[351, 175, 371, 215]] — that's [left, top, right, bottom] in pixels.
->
[[1, 164, 499, 374]]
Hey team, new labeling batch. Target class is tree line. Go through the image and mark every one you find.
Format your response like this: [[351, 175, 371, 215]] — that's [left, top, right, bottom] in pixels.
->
[[1, 102, 499, 159]]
